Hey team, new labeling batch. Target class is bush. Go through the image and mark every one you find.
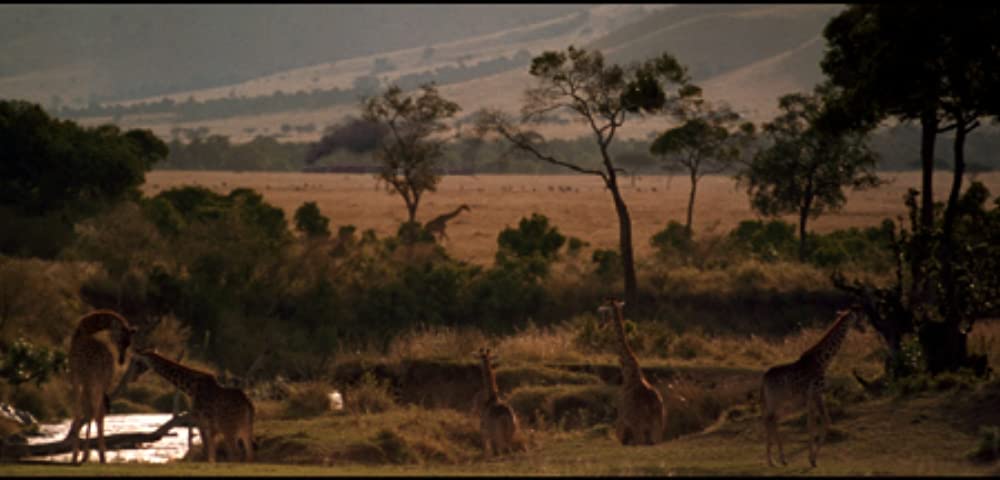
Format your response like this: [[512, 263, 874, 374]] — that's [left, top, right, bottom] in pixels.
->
[[591, 249, 623, 282], [294, 201, 331, 238], [727, 219, 797, 262], [345, 371, 397, 414], [650, 221, 693, 259]]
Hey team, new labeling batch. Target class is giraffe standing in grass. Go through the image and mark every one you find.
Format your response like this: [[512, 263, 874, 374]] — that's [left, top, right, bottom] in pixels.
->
[[67, 310, 137, 464], [424, 204, 470, 241], [760, 305, 865, 467], [599, 298, 665, 446], [477, 348, 520, 456], [131, 349, 254, 463]]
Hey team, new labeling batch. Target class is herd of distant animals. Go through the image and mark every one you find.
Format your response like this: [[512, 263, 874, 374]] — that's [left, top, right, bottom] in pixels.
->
[[65, 299, 866, 467]]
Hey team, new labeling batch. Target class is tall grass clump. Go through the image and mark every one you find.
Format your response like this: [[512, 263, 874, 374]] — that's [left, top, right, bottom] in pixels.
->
[[345, 371, 397, 414]]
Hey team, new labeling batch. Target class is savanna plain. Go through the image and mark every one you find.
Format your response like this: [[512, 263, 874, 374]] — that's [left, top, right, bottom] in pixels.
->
[[4, 171, 1000, 477]]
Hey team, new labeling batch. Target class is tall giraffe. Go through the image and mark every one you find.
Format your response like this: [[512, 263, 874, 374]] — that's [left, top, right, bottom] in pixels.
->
[[131, 349, 254, 463], [599, 298, 665, 446], [477, 348, 520, 456], [424, 204, 470, 241], [67, 309, 137, 464], [760, 305, 865, 467]]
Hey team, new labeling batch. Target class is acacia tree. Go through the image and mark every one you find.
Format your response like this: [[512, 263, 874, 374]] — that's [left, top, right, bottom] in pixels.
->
[[361, 83, 460, 223], [650, 99, 755, 234], [822, 4, 1000, 374], [475, 46, 697, 301], [739, 86, 881, 261]]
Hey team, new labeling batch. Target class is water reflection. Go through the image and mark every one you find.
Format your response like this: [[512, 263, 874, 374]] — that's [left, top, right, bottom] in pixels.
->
[[28, 414, 195, 463]]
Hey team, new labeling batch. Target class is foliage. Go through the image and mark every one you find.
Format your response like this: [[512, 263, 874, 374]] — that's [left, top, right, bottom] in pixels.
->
[[0, 338, 66, 388], [294, 201, 331, 238], [361, 83, 461, 222], [475, 44, 699, 302], [650, 98, 756, 231], [0, 100, 166, 257], [650, 221, 694, 259], [496, 213, 566, 278], [739, 85, 881, 260], [590, 249, 623, 283]]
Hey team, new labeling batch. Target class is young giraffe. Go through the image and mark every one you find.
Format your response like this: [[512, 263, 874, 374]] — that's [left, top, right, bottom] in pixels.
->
[[67, 309, 137, 464], [477, 348, 520, 456], [599, 298, 665, 446], [131, 349, 255, 463], [424, 204, 470, 241], [761, 305, 865, 467]]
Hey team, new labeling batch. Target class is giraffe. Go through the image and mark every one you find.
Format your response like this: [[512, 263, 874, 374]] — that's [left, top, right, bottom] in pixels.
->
[[598, 298, 665, 446], [67, 309, 137, 464], [131, 349, 255, 463], [423, 204, 470, 241], [477, 348, 520, 456], [760, 304, 865, 467]]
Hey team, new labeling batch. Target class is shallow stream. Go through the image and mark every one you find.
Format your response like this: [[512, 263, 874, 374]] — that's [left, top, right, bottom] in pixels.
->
[[27, 413, 194, 464]]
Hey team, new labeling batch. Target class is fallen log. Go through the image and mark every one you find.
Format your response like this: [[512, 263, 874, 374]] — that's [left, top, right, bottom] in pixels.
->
[[0, 412, 195, 462]]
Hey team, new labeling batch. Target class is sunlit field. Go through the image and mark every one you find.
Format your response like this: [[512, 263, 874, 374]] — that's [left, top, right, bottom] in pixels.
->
[[144, 170, 1000, 265]]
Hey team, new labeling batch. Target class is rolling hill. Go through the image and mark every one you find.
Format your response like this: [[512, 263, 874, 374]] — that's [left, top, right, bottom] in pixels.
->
[[1, 4, 845, 143]]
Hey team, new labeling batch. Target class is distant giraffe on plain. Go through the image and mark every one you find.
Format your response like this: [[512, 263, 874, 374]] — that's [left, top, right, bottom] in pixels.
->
[[132, 349, 254, 463], [67, 310, 137, 464], [599, 298, 665, 446], [477, 348, 520, 456], [760, 305, 865, 467], [424, 204, 470, 241]]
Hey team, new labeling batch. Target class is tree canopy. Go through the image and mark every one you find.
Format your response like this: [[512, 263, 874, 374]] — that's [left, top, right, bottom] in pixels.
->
[[0, 100, 167, 218]]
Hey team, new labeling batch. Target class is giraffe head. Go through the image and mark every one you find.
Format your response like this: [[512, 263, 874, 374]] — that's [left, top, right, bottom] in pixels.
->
[[477, 347, 499, 369], [459, 204, 471, 212], [597, 297, 625, 325], [837, 303, 867, 332], [111, 319, 139, 365]]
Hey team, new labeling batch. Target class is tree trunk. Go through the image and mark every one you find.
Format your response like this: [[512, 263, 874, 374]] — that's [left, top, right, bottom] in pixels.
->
[[911, 107, 939, 300], [922, 115, 972, 374], [685, 173, 698, 234], [918, 320, 969, 374], [607, 179, 637, 303], [798, 197, 812, 262]]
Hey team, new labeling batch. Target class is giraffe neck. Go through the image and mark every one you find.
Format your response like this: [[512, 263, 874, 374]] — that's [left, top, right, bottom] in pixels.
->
[[138, 351, 216, 397], [72, 310, 129, 339], [438, 207, 466, 223], [480, 358, 501, 402], [802, 311, 854, 371], [611, 305, 643, 385]]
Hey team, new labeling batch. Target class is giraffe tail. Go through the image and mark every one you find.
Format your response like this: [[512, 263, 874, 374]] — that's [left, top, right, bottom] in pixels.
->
[[104, 393, 111, 414]]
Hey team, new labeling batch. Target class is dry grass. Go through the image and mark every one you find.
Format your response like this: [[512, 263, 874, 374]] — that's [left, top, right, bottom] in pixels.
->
[[143, 171, 1000, 267]]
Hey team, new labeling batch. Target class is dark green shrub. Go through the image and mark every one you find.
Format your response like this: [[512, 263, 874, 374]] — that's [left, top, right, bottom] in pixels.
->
[[591, 249, 623, 282], [727, 219, 797, 261], [650, 221, 693, 258], [293, 201, 331, 238]]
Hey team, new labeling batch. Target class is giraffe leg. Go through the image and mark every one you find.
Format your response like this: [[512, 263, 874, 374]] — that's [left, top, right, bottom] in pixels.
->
[[97, 412, 106, 464], [814, 393, 831, 460], [773, 416, 787, 466], [70, 416, 81, 465], [806, 400, 817, 467], [764, 414, 778, 467], [81, 417, 92, 464], [224, 432, 239, 463]]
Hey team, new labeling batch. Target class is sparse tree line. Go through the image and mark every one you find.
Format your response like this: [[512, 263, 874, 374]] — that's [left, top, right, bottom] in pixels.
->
[[2, 4, 1000, 400]]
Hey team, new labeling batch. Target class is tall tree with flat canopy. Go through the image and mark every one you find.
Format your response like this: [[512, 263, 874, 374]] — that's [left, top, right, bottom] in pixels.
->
[[650, 97, 755, 235], [739, 85, 881, 262], [475, 46, 698, 302], [361, 82, 460, 224], [822, 4, 1000, 374]]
